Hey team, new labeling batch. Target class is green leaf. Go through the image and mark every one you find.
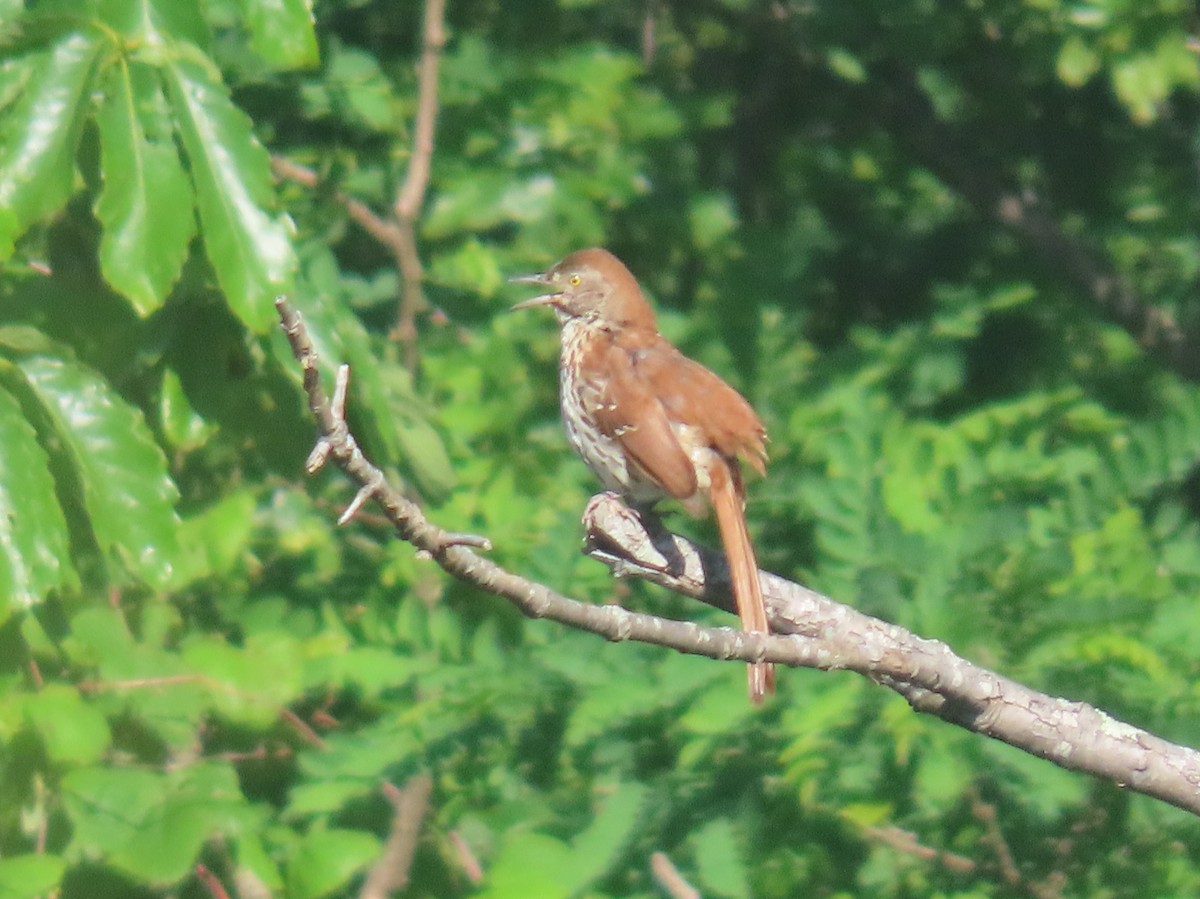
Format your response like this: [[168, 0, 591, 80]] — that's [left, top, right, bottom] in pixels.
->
[[827, 46, 867, 84], [688, 192, 738, 250], [95, 60, 196, 313], [478, 832, 574, 899], [0, 855, 66, 899], [571, 783, 645, 878], [239, 0, 319, 69], [182, 631, 303, 727], [1057, 35, 1100, 87], [24, 683, 111, 765], [173, 488, 257, 584], [0, 32, 101, 255], [99, 0, 211, 49], [15, 354, 182, 586], [159, 366, 215, 449], [163, 55, 295, 330], [62, 766, 166, 858], [287, 829, 380, 899], [300, 42, 405, 131], [285, 780, 373, 819], [0, 382, 75, 615], [63, 762, 248, 885], [693, 818, 751, 899]]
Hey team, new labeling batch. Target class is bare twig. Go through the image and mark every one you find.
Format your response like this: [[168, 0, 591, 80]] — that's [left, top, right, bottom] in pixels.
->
[[360, 774, 434, 899], [448, 830, 484, 884], [271, 156, 404, 252], [392, 0, 447, 369], [641, 0, 659, 67], [276, 296, 1200, 819], [860, 825, 975, 874], [195, 864, 231, 899], [994, 191, 1200, 379], [878, 74, 1200, 382], [279, 707, 328, 750], [969, 789, 1022, 889], [650, 851, 700, 899]]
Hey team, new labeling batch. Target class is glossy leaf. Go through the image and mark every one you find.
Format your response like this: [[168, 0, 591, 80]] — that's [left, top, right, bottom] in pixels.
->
[[15, 354, 181, 586], [163, 56, 295, 330], [95, 61, 196, 314], [99, 0, 210, 48], [0, 32, 100, 255], [0, 381, 75, 615]]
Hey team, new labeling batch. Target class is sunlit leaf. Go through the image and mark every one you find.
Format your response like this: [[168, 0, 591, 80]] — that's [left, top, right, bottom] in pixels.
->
[[95, 60, 196, 313], [0, 381, 75, 615], [15, 354, 182, 586], [286, 829, 380, 899], [163, 56, 295, 329], [24, 684, 111, 765], [238, 0, 318, 69], [0, 32, 100, 255]]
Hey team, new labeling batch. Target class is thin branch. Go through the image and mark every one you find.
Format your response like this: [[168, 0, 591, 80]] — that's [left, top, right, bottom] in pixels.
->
[[994, 191, 1200, 379], [393, 0, 446, 224], [969, 788, 1022, 890], [271, 156, 406, 254], [360, 774, 434, 899], [448, 830, 484, 884], [391, 0, 447, 369], [878, 73, 1200, 382], [649, 852, 700, 899], [195, 864, 231, 899], [860, 825, 975, 875], [270, 0, 446, 373], [279, 707, 328, 749], [276, 296, 1200, 819]]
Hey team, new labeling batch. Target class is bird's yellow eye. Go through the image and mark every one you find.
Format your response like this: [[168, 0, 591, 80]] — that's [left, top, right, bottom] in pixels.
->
[[569, 274, 582, 286]]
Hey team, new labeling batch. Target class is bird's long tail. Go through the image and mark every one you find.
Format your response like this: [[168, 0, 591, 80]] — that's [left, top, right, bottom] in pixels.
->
[[709, 458, 775, 702]]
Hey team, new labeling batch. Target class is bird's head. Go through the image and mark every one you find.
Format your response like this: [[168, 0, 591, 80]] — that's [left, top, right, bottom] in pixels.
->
[[510, 248, 656, 330]]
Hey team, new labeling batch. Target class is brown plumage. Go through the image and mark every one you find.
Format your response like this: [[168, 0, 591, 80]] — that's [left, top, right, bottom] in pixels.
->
[[513, 248, 774, 701]]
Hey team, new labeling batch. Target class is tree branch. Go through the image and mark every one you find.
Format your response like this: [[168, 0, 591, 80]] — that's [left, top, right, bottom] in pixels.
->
[[878, 73, 1200, 381], [271, 0, 446, 373], [276, 296, 1200, 819], [649, 852, 700, 899], [581, 492, 1200, 815], [392, 0, 446, 369], [992, 190, 1200, 379], [359, 774, 433, 899]]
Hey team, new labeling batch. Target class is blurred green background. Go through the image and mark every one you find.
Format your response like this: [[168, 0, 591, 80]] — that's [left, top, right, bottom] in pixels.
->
[[1, 0, 1200, 896]]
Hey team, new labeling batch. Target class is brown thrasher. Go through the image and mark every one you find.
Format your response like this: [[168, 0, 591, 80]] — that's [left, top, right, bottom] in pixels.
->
[[512, 248, 775, 701]]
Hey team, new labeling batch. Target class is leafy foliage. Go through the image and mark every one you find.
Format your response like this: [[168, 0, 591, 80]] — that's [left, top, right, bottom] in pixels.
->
[[0, 0, 1199, 896]]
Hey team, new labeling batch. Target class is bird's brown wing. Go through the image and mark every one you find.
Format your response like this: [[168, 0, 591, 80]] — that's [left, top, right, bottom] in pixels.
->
[[589, 336, 699, 500], [629, 335, 768, 475]]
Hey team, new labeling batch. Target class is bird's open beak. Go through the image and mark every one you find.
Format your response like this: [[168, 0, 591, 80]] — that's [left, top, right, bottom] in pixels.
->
[[509, 272, 561, 311]]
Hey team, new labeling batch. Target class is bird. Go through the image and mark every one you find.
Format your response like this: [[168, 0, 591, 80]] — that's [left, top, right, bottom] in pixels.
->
[[511, 248, 774, 701]]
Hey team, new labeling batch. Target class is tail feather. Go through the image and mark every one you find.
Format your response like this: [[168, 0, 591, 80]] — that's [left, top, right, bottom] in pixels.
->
[[708, 458, 775, 702]]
